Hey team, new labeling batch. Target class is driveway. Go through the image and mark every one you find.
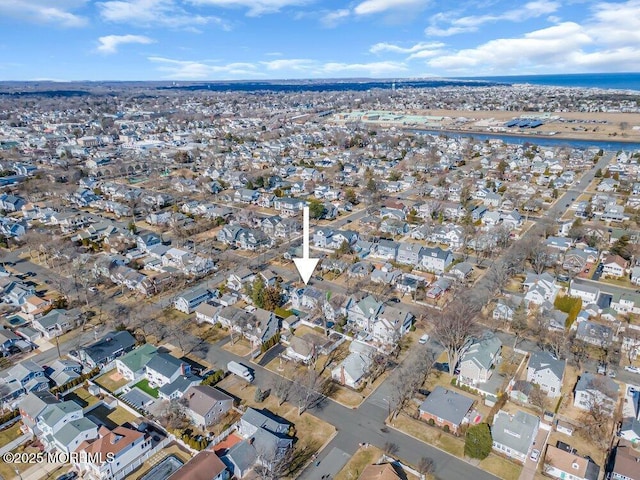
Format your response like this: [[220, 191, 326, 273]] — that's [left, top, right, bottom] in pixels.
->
[[518, 425, 550, 480]]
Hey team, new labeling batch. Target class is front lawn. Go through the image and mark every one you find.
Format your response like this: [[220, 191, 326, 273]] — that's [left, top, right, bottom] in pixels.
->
[[133, 379, 159, 398], [334, 446, 383, 480]]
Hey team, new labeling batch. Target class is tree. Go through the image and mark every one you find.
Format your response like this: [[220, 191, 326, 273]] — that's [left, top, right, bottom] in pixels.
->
[[611, 235, 632, 261], [464, 423, 492, 460], [366, 177, 377, 193], [528, 385, 546, 411], [268, 373, 292, 406], [263, 285, 282, 311], [390, 348, 434, 417], [248, 276, 266, 309], [511, 304, 528, 348], [344, 188, 357, 205], [594, 168, 602, 178], [416, 457, 435, 480], [292, 368, 326, 415], [308, 198, 326, 220], [578, 379, 616, 449], [431, 300, 480, 375]]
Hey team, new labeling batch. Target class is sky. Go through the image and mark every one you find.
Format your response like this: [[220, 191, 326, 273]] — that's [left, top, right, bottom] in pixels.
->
[[0, 0, 639, 81]]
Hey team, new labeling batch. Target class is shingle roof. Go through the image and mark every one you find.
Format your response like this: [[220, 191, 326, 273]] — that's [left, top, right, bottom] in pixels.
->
[[491, 410, 539, 456], [528, 351, 565, 381], [419, 387, 474, 426]]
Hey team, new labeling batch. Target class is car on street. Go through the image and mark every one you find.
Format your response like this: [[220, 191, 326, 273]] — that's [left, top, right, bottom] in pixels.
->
[[88, 287, 98, 292], [56, 472, 78, 480], [419, 334, 430, 344], [624, 366, 640, 374], [530, 449, 540, 462], [608, 370, 617, 378]]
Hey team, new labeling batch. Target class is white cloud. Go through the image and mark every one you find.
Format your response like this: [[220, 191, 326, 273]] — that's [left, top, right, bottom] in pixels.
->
[[98, 0, 228, 29], [354, 0, 429, 16], [97, 34, 154, 54], [320, 9, 350, 27], [0, 0, 88, 27], [426, 0, 560, 36], [370, 41, 444, 54], [148, 56, 260, 78], [187, 0, 310, 16], [149, 56, 407, 79]]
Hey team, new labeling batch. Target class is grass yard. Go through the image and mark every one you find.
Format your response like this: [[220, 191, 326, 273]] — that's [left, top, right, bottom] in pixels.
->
[[479, 455, 522, 480], [65, 386, 100, 408], [0, 422, 22, 447], [94, 369, 129, 392], [334, 446, 384, 480], [133, 378, 159, 398], [392, 413, 521, 480], [107, 405, 139, 426]]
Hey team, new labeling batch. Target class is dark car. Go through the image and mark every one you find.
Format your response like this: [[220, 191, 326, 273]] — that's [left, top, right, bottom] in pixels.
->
[[56, 472, 78, 480], [434, 362, 450, 372], [388, 297, 401, 304]]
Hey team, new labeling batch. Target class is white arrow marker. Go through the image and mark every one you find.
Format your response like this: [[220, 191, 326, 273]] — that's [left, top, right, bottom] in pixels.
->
[[293, 206, 320, 285]]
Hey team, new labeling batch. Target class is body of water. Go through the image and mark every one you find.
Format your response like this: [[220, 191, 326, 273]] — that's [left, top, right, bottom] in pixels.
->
[[467, 72, 640, 92], [409, 128, 640, 151]]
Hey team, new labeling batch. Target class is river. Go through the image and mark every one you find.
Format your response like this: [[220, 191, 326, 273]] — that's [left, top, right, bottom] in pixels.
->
[[408, 128, 640, 150]]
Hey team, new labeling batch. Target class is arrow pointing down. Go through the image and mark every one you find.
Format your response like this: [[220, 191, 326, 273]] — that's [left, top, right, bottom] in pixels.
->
[[293, 206, 320, 285]]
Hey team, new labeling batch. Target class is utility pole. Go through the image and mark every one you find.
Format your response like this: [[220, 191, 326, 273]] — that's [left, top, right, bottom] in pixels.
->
[[55, 334, 61, 359]]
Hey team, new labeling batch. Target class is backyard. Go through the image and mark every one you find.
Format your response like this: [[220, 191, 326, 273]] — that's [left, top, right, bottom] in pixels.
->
[[94, 369, 129, 392], [134, 378, 159, 398]]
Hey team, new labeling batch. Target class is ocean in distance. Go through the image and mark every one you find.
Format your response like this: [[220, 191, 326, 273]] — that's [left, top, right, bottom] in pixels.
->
[[159, 72, 640, 94], [467, 72, 640, 92]]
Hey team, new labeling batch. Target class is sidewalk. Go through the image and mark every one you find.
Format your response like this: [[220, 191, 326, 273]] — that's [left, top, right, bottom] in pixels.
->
[[17, 462, 64, 480]]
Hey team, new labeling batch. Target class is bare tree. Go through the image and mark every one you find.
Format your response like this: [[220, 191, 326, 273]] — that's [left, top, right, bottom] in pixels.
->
[[292, 368, 326, 415], [268, 372, 293, 406], [390, 348, 434, 418], [431, 300, 480, 375], [578, 383, 615, 449], [382, 441, 399, 457], [416, 457, 435, 480], [528, 385, 546, 411]]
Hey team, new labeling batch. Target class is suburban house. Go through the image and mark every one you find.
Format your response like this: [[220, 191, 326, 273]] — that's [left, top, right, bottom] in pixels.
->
[[145, 353, 191, 388], [174, 288, 214, 314], [458, 334, 502, 387], [183, 385, 234, 429], [19, 390, 60, 434], [544, 444, 600, 480], [610, 440, 640, 480], [602, 254, 628, 277], [419, 386, 474, 434], [78, 330, 136, 368], [32, 309, 75, 339], [331, 341, 375, 389], [526, 351, 565, 398], [225, 408, 294, 478], [0, 360, 48, 406], [357, 464, 403, 480], [75, 425, 153, 480], [493, 297, 523, 322], [573, 372, 619, 413], [168, 451, 230, 480], [420, 247, 454, 274], [569, 283, 600, 304], [523, 272, 560, 306], [491, 409, 539, 463], [45, 359, 82, 386], [115, 343, 159, 382], [575, 321, 613, 347]]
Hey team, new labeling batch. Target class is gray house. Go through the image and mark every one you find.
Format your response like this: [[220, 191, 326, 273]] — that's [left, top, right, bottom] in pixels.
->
[[183, 386, 233, 428], [78, 330, 136, 368], [492, 409, 539, 463], [458, 334, 502, 387], [526, 351, 565, 398], [419, 386, 474, 434]]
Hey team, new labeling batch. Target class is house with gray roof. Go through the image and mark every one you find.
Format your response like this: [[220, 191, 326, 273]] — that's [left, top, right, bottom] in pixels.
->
[[331, 341, 375, 389], [45, 359, 82, 387], [526, 351, 565, 398], [78, 330, 136, 368], [458, 333, 502, 387], [575, 320, 613, 347], [145, 353, 191, 388], [0, 359, 48, 406], [419, 386, 474, 434], [491, 409, 539, 463], [50, 417, 99, 454], [183, 385, 233, 428], [420, 246, 454, 274], [158, 374, 202, 401], [19, 390, 59, 434], [32, 309, 75, 339], [173, 288, 214, 314], [574, 372, 619, 413]]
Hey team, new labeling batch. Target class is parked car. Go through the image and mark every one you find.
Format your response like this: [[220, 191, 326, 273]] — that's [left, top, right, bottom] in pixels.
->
[[624, 366, 640, 374], [419, 334, 430, 345], [608, 370, 617, 378], [56, 472, 78, 480], [530, 449, 540, 462]]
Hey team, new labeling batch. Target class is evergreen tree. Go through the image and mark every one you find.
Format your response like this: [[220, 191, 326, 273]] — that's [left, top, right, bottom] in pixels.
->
[[464, 423, 492, 460]]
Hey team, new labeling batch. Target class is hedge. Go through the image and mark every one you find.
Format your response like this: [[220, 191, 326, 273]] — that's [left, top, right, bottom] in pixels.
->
[[261, 332, 281, 353], [0, 409, 19, 425], [201, 369, 225, 387], [50, 366, 101, 395], [553, 295, 582, 328]]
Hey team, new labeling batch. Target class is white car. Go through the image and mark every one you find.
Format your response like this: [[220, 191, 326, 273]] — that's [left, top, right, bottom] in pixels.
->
[[624, 366, 640, 375], [530, 449, 540, 462], [419, 334, 430, 345]]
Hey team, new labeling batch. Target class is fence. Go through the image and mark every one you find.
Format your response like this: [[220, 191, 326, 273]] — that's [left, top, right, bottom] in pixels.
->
[[208, 421, 239, 448], [113, 437, 171, 479], [0, 432, 32, 456]]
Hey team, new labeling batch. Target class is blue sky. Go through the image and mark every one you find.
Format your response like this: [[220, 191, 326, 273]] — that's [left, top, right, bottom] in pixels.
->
[[0, 0, 639, 81]]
